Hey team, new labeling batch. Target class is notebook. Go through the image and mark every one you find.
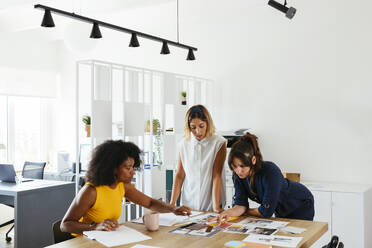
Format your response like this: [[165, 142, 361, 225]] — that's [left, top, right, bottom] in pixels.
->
[[0, 164, 34, 183]]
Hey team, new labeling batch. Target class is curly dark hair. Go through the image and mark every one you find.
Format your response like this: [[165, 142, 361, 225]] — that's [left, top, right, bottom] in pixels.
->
[[85, 140, 142, 186]]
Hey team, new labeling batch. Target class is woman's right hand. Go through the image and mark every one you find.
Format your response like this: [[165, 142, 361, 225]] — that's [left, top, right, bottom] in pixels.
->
[[218, 209, 232, 223], [94, 219, 119, 231]]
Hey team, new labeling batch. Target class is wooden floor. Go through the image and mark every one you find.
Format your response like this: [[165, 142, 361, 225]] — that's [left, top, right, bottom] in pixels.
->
[[0, 205, 14, 248]]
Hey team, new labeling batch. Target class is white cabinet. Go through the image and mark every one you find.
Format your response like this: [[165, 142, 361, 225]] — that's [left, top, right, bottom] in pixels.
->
[[304, 182, 372, 248], [311, 191, 332, 247]]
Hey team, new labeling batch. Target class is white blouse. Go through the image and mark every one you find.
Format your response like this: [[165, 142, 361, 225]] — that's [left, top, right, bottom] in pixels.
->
[[179, 134, 226, 211]]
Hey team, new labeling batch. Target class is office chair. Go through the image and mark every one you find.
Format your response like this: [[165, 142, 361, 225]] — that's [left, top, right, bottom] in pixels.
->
[[1, 161, 46, 242], [71, 175, 85, 190], [22, 161, 46, 179], [52, 220, 73, 244]]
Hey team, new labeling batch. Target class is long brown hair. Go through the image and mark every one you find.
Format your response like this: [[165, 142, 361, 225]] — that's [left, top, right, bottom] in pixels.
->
[[228, 132, 263, 191]]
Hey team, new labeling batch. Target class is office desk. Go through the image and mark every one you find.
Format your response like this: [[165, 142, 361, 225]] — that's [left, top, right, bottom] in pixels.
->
[[0, 180, 75, 248], [46, 216, 328, 248]]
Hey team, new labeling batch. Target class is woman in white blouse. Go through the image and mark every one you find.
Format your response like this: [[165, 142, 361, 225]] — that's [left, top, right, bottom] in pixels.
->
[[170, 105, 227, 212]]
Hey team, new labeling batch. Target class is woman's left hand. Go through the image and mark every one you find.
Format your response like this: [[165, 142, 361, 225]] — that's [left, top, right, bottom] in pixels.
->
[[173, 205, 191, 216]]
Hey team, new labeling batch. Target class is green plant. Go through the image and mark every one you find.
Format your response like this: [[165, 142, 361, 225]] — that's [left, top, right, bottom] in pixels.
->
[[181, 91, 187, 98], [82, 115, 91, 125], [152, 119, 163, 166], [152, 119, 161, 136], [146, 119, 162, 135]]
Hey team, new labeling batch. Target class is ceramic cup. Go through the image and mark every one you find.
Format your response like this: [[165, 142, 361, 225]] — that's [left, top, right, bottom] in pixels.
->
[[143, 212, 159, 231]]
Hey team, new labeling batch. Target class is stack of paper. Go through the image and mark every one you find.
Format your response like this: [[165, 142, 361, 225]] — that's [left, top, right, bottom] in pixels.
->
[[83, 225, 151, 247]]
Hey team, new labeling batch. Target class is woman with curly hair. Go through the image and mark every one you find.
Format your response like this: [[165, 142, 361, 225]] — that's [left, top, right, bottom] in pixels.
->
[[61, 140, 191, 234], [218, 132, 314, 221]]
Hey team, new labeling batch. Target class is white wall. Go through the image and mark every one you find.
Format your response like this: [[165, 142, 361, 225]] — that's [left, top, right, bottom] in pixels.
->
[[184, 0, 372, 184]]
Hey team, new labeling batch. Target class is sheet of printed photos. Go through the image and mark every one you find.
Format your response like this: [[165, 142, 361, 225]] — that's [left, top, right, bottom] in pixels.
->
[[169, 215, 289, 238]]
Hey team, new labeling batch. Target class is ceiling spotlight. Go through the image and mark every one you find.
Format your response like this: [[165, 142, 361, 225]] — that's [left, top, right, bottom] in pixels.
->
[[186, 48, 195, 61], [129, 33, 140, 47], [41, 9, 55, 27], [268, 0, 296, 19], [160, 41, 170, 55], [90, 22, 102, 39]]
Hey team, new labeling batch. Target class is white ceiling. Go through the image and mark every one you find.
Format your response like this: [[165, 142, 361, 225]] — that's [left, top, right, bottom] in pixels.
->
[[0, 0, 172, 33]]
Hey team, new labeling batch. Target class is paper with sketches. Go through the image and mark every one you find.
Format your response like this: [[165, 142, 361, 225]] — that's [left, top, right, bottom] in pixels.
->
[[243, 234, 303, 248], [83, 225, 151, 247]]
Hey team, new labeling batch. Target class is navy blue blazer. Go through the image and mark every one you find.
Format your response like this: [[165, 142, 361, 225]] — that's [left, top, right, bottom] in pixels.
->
[[233, 161, 314, 220]]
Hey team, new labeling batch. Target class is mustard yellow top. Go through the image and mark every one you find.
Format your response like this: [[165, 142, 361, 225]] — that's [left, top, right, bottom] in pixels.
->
[[80, 182, 125, 225]]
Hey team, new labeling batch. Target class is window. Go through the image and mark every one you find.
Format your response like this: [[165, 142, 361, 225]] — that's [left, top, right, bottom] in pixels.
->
[[0, 97, 7, 161], [0, 95, 54, 171]]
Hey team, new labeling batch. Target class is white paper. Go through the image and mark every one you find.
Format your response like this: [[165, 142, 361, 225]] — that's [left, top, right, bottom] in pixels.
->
[[238, 217, 289, 229], [83, 225, 151, 247], [132, 211, 203, 226], [131, 245, 160, 248], [243, 234, 303, 248], [280, 226, 306, 234]]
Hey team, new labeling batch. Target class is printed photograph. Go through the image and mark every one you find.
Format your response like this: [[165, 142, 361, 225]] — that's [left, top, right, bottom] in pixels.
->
[[249, 227, 278, 235]]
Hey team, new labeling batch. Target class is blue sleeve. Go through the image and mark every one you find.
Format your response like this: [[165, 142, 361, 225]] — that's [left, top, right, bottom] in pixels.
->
[[258, 164, 283, 218], [233, 175, 249, 208]]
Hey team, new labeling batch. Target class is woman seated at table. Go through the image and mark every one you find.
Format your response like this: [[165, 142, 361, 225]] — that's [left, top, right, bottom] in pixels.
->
[[61, 140, 191, 234], [218, 132, 314, 222]]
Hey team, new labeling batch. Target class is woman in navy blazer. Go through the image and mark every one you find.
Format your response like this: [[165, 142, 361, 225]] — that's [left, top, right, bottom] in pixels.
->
[[219, 132, 314, 221]]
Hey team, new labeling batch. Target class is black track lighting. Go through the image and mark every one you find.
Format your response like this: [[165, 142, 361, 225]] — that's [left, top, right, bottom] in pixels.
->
[[41, 9, 55, 27], [90, 23, 102, 39], [186, 48, 195, 61], [129, 33, 140, 47], [35, 4, 197, 60], [268, 0, 296, 19], [160, 41, 170, 55]]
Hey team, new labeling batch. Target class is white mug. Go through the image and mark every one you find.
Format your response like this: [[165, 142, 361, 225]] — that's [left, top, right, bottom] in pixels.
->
[[142, 212, 159, 231]]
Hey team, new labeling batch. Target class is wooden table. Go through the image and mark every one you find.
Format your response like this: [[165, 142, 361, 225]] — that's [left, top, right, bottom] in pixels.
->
[[46, 216, 327, 248]]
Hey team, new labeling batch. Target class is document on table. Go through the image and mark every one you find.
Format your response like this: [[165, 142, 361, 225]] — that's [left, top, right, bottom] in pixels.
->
[[83, 225, 151, 247], [243, 234, 303, 248], [238, 217, 289, 229], [132, 211, 202, 226]]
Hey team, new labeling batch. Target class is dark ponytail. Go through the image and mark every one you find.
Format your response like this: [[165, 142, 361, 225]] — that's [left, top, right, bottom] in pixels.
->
[[228, 132, 264, 187]]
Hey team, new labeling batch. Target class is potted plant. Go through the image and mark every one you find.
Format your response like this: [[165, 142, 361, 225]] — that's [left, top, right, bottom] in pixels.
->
[[82, 115, 91, 137], [181, 91, 187, 105]]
